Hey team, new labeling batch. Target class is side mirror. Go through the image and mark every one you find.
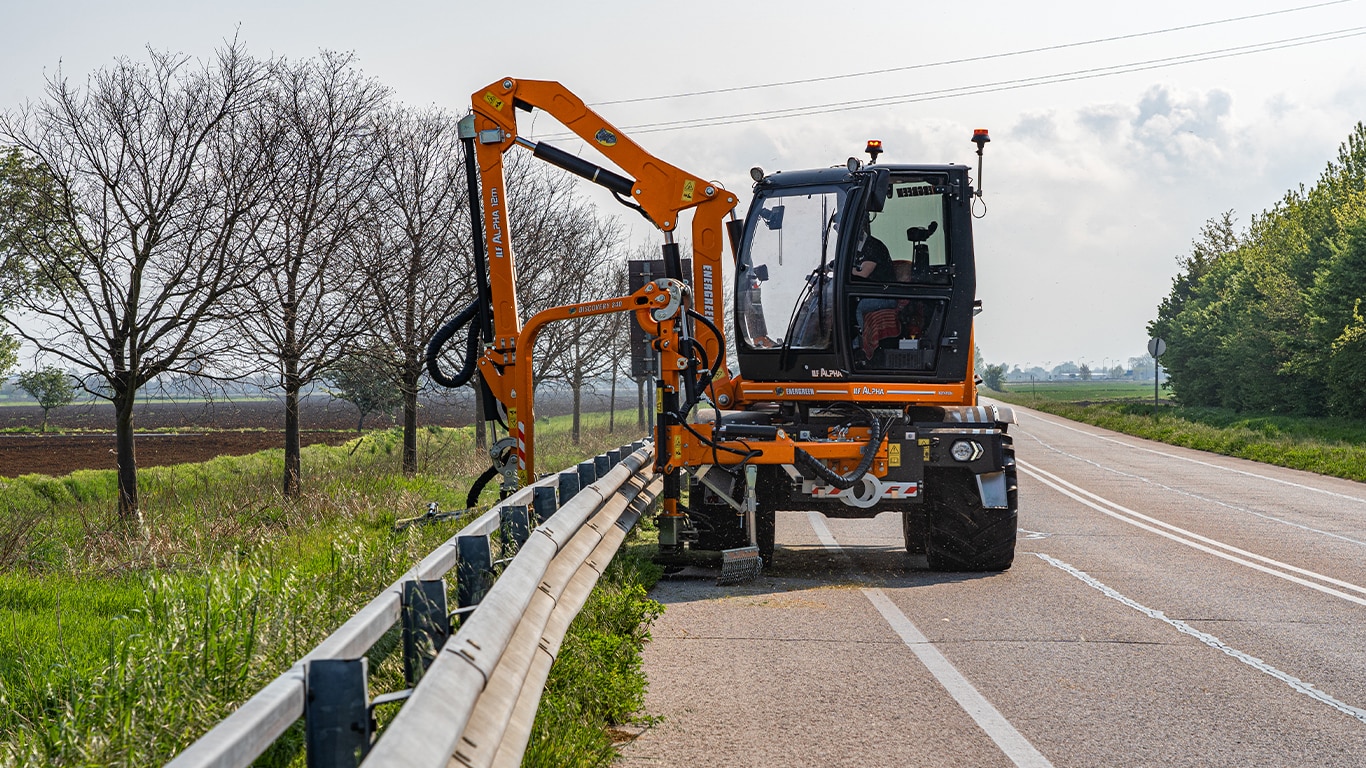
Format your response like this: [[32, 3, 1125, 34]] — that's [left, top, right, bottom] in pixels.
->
[[758, 205, 785, 230]]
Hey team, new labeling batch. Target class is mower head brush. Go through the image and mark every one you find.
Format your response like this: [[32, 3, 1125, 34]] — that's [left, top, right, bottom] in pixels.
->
[[718, 545, 762, 585]]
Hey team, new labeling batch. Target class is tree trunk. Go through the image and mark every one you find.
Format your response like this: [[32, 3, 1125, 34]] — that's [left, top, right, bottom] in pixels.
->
[[572, 372, 582, 446], [637, 378, 645, 430], [113, 388, 140, 524], [283, 359, 301, 497], [402, 362, 419, 475]]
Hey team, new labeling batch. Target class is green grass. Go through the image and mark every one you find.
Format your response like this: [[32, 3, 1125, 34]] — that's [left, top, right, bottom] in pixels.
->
[[0, 410, 657, 766], [987, 384, 1366, 482], [522, 535, 663, 768]]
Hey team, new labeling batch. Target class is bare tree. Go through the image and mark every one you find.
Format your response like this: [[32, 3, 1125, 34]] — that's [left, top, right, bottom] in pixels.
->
[[499, 157, 630, 440], [233, 51, 388, 496], [0, 43, 269, 522], [355, 105, 471, 475], [537, 212, 625, 443]]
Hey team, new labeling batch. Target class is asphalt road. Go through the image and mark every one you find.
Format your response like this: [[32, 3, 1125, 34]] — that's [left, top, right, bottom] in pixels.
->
[[617, 404, 1366, 767]]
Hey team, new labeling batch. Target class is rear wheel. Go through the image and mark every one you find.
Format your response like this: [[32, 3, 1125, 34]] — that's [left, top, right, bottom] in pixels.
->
[[923, 443, 1017, 572]]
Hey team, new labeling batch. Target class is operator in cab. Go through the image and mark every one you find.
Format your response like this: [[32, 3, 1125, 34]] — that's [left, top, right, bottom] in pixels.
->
[[851, 216, 893, 282]]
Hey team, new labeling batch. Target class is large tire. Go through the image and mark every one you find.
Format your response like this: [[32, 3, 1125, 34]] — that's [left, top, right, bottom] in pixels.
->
[[755, 507, 776, 566], [923, 442, 1017, 572]]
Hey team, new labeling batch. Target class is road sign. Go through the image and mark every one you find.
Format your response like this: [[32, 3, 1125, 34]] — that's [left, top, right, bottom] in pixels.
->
[[1148, 337, 1167, 358]]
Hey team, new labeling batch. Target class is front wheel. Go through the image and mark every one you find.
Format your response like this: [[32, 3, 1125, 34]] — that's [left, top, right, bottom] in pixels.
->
[[922, 443, 1018, 572]]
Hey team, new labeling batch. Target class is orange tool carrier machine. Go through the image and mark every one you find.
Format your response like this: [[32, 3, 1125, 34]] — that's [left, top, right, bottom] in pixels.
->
[[427, 78, 1017, 575]]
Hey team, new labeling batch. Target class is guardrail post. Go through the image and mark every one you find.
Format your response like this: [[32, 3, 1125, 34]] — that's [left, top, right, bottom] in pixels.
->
[[533, 485, 557, 523], [607, 448, 622, 468], [500, 504, 531, 552], [594, 454, 611, 478], [305, 658, 370, 768], [559, 469, 580, 504], [578, 460, 597, 488], [456, 534, 493, 610], [401, 580, 450, 686]]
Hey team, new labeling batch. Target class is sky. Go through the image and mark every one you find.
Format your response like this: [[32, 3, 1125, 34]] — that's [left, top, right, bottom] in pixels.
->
[[3, 0, 1365, 372]]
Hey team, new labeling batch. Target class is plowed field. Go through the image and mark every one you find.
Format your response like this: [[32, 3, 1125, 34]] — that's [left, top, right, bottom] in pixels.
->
[[0, 396, 472, 478]]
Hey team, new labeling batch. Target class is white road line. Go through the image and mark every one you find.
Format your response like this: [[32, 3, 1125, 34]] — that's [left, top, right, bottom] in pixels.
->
[[1017, 427, 1366, 548], [805, 512, 1055, 768], [1033, 552, 1366, 725], [1019, 460, 1366, 607], [1016, 408, 1366, 505]]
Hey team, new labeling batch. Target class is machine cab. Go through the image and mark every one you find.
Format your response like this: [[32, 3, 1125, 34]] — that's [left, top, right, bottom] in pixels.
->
[[734, 163, 978, 384]]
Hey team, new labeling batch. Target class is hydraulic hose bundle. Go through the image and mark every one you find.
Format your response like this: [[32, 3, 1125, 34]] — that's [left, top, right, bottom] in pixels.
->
[[792, 408, 887, 491]]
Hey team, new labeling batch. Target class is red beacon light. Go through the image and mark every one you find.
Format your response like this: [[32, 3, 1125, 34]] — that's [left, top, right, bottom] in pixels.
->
[[970, 129, 990, 198]]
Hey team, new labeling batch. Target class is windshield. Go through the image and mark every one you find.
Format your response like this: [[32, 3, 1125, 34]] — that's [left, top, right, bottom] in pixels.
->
[[736, 186, 846, 350]]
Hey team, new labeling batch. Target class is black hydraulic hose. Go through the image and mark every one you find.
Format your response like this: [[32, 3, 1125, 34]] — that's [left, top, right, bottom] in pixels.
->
[[792, 416, 885, 491], [426, 300, 482, 388], [461, 136, 494, 343], [465, 463, 500, 508]]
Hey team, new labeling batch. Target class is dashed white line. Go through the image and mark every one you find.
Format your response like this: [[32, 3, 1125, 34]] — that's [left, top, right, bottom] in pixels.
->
[[806, 512, 1055, 768], [1019, 459, 1366, 607], [1033, 552, 1366, 725]]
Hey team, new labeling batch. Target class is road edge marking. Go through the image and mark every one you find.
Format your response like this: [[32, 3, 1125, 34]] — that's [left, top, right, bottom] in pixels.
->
[[806, 512, 1056, 768]]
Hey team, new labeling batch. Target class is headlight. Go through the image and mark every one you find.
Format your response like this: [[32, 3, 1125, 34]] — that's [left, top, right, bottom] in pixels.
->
[[950, 440, 983, 462]]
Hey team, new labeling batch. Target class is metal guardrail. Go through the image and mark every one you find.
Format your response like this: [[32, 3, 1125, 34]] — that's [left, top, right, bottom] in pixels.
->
[[166, 440, 657, 768]]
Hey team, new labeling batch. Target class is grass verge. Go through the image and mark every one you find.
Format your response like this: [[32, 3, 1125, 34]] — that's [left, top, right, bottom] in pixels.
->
[[988, 385, 1366, 482], [0, 411, 662, 766]]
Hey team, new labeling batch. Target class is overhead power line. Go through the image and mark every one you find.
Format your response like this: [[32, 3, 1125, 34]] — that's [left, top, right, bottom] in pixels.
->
[[591, 0, 1360, 107], [538, 26, 1365, 139]]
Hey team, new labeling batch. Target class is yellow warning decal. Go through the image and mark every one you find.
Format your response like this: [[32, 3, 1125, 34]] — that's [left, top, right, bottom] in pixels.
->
[[888, 443, 901, 467], [656, 397, 663, 413], [507, 408, 517, 425], [672, 434, 683, 459], [483, 92, 505, 111], [682, 180, 695, 203]]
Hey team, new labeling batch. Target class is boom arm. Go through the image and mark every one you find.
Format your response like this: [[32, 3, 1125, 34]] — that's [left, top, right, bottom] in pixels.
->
[[464, 77, 739, 488]]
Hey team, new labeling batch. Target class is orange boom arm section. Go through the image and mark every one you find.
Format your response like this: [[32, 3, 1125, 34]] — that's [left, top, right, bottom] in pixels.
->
[[463, 78, 738, 487]]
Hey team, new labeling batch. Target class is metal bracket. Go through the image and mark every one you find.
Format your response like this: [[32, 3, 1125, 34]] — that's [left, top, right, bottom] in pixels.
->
[[304, 658, 371, 768], [500, 504, 531, 554], [456, 535, 494, 610], [401, 580, 450, 686], [650, 279, 686, 322]]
